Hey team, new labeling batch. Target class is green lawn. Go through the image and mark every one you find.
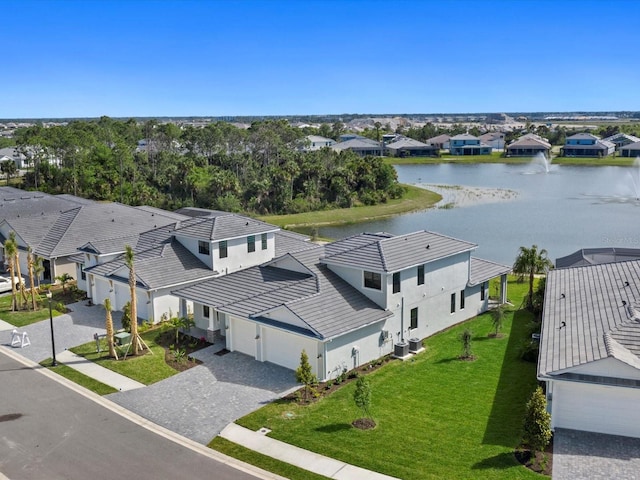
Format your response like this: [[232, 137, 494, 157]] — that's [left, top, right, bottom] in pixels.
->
[[386, 152, 526, 165], [258, 184, 441, 230], [0, 292, 65, 327], [213, 278, 541, 479], [40, 358, 118, 395], [69, 324, 180, 385], [552, 156, 636, 167]]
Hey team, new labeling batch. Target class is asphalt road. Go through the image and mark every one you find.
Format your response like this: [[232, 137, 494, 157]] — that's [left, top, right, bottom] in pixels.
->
[[0, 350, 272, 480]]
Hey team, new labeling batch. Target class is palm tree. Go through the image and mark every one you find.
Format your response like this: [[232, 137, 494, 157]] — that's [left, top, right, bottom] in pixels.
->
[[124, 245, 139, 355], [8, 232, 28, 308], [104, 298, 118, 359], [55, 273, 73, 295], [27, 248, 37, 310], [3, 236, 18, 311], [33, 257, 44, 290], [513, 245, 553, 310]]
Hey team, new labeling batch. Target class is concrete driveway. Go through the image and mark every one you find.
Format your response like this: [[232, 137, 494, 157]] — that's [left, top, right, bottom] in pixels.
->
[[107, 343, 298, 444], [553, 428, 640, 480]]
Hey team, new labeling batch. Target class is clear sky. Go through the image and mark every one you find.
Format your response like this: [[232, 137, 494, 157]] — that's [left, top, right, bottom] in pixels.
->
[[3, 0, 639, 118]]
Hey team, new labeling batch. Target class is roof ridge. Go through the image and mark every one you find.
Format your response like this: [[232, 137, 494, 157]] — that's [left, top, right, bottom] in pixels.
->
[[37, 206, 82, 255]]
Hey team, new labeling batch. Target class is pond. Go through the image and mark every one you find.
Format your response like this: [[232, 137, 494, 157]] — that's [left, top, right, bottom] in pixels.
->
[[318, 162, 640, 265]]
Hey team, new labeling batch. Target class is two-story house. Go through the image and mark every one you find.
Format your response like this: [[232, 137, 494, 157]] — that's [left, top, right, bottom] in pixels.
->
[[448, 134, 492, 155], [173, 231, 510, 381], [561, 133, 615, 157], [82, 210, 311, 326]]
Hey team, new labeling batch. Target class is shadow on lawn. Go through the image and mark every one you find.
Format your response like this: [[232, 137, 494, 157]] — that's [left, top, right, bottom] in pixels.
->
[[315, 423, 352, 433], [482, 309, 537, 447], [471, 451, 517, 470]]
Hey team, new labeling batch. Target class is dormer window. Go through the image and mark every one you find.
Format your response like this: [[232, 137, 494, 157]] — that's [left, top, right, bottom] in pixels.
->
[[364, 271, 381, 290], [198, 241, 210, 255], [247, 235, 256, 253], [219, 240, 228, 259]]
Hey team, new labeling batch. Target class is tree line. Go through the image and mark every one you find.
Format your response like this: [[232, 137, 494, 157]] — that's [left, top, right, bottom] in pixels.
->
[[13, 117, 404, 214]]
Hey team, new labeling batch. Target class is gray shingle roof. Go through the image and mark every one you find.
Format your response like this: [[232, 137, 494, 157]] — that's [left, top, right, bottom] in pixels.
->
[[274, 230, 314, 257], [332, 138, 382, 151], [30, 203, 179, 258], [173, 214, 279, 241], [566, 133, 600, 140], [86, 238, 215, 290], [508, 135, 551, 149], [556, 248, 640, 269], [322, 231, 476, 273], [539, 260, 640, 378], [620, 141, 640, 151], [385, 137, 433, 150], [0, 188, 91, 221], [450, 133, 479, 140], [469, 257, 510, 286], [173, 244, 391, 340]]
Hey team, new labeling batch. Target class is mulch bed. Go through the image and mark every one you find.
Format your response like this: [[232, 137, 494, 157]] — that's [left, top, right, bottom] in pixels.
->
[[514, 440, 553, 476], [154, 330, 212, 373]]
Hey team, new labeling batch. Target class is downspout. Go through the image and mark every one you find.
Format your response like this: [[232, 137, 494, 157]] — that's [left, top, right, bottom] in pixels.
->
[[400, 296, 405, 342]]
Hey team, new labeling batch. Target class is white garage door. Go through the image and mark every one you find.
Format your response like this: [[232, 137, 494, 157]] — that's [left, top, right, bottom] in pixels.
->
[[231, 318, 256, 357], [553, 381, 640, 438], [262, 328, 316, 372]]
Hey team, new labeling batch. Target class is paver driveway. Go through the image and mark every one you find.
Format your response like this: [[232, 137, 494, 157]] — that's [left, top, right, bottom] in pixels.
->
[[107, 343, 298, 444], [553, 428, 640, 480]]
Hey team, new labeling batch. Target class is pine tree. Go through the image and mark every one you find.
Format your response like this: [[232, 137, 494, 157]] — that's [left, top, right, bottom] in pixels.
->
[[353, 376, 372, 419], [295, 349, 317, 402]]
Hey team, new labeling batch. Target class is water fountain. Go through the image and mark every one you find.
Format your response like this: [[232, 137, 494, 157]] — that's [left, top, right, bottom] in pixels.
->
[[531, 151, 552, 173], [627, 157, 640, 200]]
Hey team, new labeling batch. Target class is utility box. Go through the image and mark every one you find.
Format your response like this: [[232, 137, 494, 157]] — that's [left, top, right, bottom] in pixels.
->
[[114, 332, 131, 346]]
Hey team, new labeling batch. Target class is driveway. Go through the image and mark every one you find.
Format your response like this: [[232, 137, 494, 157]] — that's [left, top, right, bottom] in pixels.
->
[[0, 300, 123, 363], [107, 343, 298, 444], [1, 302, 297, 445], [553, 428, 640, 480]]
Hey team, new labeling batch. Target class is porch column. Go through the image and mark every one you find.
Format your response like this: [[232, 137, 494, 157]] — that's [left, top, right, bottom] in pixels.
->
[[500, 274, 508, 304]]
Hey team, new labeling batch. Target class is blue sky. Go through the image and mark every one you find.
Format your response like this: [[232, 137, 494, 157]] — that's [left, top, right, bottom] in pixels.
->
[[3, 0, 639, 118]]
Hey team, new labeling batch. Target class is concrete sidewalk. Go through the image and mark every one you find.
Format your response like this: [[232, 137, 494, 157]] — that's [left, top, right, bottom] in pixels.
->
[[56, 350, 145, 391], [220, 423, 400, 480]]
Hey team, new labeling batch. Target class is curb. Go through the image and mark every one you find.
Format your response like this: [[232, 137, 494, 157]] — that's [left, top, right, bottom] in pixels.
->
[[0, 345, 287, 480]]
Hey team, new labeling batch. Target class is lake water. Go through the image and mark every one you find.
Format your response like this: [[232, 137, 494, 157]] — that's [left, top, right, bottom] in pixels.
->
[[318, 163, 640, 266]]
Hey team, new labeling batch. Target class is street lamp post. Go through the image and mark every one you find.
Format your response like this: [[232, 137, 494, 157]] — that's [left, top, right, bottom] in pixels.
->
[[46, 291, 57, 366]]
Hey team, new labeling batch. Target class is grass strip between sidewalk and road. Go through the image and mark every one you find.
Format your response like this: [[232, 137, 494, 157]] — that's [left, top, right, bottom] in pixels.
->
[[40, 358, 119, 395]]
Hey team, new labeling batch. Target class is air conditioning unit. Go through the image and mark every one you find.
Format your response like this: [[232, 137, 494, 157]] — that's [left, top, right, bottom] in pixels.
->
[[409, 338, 424, 354], [393, 341, 409, 359]]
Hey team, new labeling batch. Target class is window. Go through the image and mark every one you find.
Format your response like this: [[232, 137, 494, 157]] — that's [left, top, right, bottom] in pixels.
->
[[364, 271, 381, 290], [481, 282, 485, 301], [410, 307, 418, 329], [460, 290, 465, 310], [451, 293, 456, 314], [203, 305, 210, 318], [261, 233, 267, 250], [417, 265, 425, 285], [247, 235, 255, 253], [198, 240, 210, 255], [393, 272, 401, 293], [80, 264, 86, 281], [219, 240, 228, 259]]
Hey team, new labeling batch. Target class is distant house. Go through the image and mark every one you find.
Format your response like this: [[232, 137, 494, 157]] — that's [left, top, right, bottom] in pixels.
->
[[602, 133, 640, 151], [479, 132, 505, 151], [506, 133, 551, 158], [620, 141, 640, 158], [539, 260, 640, 438], [426, 134, 451, 150], [448, 134, 492, 156], [332, 137, 382, 157], [300, 135, 336, 152], [385, 137, 438, 157], [0, 148, 28, 169], [174, 230, 510, 381], [561, 133, 615, 157]]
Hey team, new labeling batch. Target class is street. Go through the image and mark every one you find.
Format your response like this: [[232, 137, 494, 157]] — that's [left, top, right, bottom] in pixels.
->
[[0, 350, 272, 480]]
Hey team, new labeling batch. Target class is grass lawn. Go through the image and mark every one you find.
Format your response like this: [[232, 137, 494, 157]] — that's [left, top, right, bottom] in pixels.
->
[[0, 292, 65, 327], [69, 324, 182, 385], [386, 152, 528, 165], [213, 278, 542, 479], [40, 358, 118, 395], [551, 156, 636, 167], [258, 184, 441, 230]]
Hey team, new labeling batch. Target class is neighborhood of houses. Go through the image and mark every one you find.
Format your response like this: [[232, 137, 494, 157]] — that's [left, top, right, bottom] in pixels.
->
[[299, 131, 640, 159], [2, 131, 639, 172], [4, 184, 640, 441]]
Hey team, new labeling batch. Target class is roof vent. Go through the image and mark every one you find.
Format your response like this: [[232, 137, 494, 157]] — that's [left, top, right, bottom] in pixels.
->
[[625, 281, 630, 287], [426, 245, 430, 249]]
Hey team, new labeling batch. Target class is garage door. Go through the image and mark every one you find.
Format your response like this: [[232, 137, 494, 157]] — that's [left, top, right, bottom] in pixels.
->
[[262, 328, 316, 372], [553, 381, 640, 438], [231, 317, 256, 358]]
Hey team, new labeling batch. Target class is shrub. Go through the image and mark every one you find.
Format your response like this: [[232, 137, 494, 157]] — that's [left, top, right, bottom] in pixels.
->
[[523, 386, 552, 452]]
